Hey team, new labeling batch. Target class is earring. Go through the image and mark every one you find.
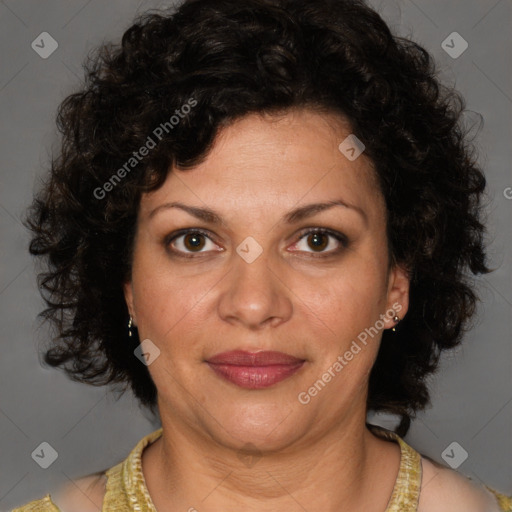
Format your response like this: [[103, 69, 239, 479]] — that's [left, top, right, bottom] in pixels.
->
[[128, 316, 134, 337], [391, 314, 400, 332]]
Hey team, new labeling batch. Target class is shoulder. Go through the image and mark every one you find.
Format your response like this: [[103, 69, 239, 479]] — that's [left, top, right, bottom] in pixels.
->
[[12, 494, 60, 512], [49, 471, 107, 512], [418, 456, 504, 511]]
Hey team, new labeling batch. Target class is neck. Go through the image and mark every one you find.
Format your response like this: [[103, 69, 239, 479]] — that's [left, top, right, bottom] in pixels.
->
[[141, 406, 400, 512]]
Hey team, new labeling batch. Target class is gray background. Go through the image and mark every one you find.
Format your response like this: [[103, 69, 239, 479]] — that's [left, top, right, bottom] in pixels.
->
[[0, 0, 511, 509]]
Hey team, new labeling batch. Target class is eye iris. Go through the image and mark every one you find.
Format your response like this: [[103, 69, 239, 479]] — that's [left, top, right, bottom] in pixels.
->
[[184, 233, 205, 251], [180, 232, 333, 253], [308, 232, 328, 251]]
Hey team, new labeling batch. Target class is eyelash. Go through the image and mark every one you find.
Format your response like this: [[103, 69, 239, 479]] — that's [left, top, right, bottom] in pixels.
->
[[165, 227, 348, 259]]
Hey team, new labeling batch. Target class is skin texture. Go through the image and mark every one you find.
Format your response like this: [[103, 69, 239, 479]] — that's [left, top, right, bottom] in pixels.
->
[[51, 473, 106, 512], [418, 458, 503, 512], [50, 456, 502, 512], [122, 108, 409, 511]]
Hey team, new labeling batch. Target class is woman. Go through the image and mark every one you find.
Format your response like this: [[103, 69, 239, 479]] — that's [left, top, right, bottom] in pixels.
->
[[13, 0, 511, 510]]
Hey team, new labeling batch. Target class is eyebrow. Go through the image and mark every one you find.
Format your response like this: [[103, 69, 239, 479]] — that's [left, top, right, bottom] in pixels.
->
[[148, 199, 367, 225]]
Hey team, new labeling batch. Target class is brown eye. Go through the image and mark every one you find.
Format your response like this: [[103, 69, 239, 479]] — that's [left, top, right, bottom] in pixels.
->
[[183, 233, 206, 251], [306, 232, 329, 252], [167, 229, 221, 257], [290, 228, 348, 256]]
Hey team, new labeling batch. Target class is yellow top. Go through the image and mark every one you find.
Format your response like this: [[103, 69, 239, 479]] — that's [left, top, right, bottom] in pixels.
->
[[12, 426, 512, 511]]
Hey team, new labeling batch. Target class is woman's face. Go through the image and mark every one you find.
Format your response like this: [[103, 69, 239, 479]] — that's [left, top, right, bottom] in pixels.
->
[[124, 108, 409, 451]]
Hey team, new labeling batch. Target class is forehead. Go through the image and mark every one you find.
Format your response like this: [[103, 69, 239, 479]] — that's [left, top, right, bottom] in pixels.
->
[[139, 109, 383, 222]]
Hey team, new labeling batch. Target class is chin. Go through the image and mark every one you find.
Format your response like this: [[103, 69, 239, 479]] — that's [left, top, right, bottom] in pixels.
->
[[208, 402, 305, 451]]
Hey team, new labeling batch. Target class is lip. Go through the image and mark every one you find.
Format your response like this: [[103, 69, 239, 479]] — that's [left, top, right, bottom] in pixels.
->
[[206, 350, 306, 389]]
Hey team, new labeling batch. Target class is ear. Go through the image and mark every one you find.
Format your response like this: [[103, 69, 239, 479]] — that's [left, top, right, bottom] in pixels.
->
[[384, 264, 410, 329], [123, 280, 136, 324]]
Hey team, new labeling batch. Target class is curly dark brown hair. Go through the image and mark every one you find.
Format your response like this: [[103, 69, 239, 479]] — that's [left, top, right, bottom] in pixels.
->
[[25, 0, 489, 437]]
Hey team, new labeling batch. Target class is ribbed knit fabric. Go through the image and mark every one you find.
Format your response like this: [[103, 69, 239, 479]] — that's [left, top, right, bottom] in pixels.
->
[[10, 494, 60, 512], [101, 428, 161, 511], [12, 425, 512, 511], [101, 425, 423, 511], [368, 425, 422, 510]]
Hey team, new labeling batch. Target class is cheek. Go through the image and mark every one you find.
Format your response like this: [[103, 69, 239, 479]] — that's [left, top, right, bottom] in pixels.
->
[[134, 275, 198, 337], [129, 243, 176, 336], [293, 258, 389, 366], [130, 251, 220, 350], [303, 259, 387, 324], [308, 281, 386, 390]]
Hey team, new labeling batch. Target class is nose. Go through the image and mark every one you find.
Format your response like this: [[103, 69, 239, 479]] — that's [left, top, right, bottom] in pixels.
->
[[217, 247, 293, 330]]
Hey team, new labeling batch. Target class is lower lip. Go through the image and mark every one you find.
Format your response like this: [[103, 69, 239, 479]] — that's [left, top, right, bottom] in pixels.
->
[[207, 362, 305, 389]]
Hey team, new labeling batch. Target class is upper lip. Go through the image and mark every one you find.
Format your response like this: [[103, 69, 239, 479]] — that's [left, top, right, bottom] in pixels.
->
[[206, 350, 305, 366]]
